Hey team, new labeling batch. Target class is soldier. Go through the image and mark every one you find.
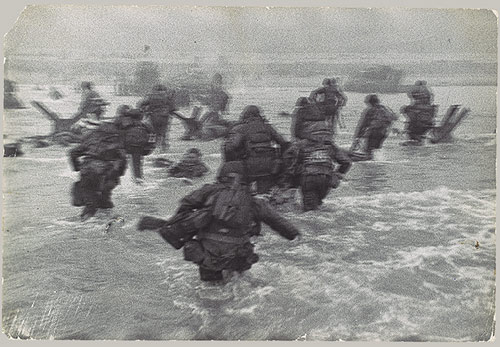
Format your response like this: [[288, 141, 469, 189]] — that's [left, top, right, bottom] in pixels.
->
[[138, 161, 301, 283], [223, 105, 289, 194], [69, 122, 127, 220], [168, 148, 209, 179], [282, 123, 352, 211], [352, 94, 398, 159], [137, 84, 177, 152], [402, 81, 437, 144], [78, 81, 108, 120], [198, 73, 231, 128], [115, 107, 156, 184], [290, 97, 326, 141], [309, 78, 347, 134]]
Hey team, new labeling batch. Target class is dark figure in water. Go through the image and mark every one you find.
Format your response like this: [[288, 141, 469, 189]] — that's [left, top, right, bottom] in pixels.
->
[[70, 122, 127, 220], [352, 94, 398, 159], [309, 78, 347, 134], [139, 161, 300, 283], [78, 81, 108, 120], [137, 84, 177, 152], [117, 107, 156, 184], [282, 124, 351, 211], [290, 97, 326, 141], [402, 80, 437, 144], [223, 105, 289, 194], [168, 147, 209, 179]]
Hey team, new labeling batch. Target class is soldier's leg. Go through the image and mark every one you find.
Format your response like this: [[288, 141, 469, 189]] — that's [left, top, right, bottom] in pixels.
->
[[130, 149, 143, 180], [79, 172, 100, 219], [301, 175, 320, 211]]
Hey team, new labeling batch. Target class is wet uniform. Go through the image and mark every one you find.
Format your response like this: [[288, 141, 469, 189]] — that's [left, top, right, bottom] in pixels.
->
[[354, 104, 398, 155], [70, 122, 127, 219], [168, 153, 209, 179], [79, 89, 106, 120], [224, 112, 288, 194], [283, 139, 351, 211], [138, 89, 176, 152], [176, 162, 300, 281], [309, 85, 347, 134]]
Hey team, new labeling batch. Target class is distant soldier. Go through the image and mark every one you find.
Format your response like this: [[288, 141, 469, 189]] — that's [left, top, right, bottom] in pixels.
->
[[223, 105, 289, 194], [402, 80, 437, 144], [137, 84, 177, 152], [78, 81, 108, 120], [198, 73, 231, 128], [168, 148, 209, 179], [117, 107, 156, 184], [408, 80, 433, 106], [309, 78, 347, 134], [352, 94, 398, 159]]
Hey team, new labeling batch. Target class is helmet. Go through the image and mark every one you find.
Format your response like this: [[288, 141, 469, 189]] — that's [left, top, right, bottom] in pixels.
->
[[116, 104, 131, 117], [415, 80, 426, 86], [241, 105, 261, 120], [322, 78, 332, 86], [365, 94, 379, 106], [81, 81, 93, 90], [330, 77, 337, 85], [295, 97, 309, 107], [187, 147, 202, 156], [217, 161, 247, 183], [125, 108, 143, 119], [153, 84, 167, 92]]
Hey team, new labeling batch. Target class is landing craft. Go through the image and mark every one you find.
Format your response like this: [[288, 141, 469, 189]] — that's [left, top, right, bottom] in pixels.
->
[[343, 65, 410, 94]]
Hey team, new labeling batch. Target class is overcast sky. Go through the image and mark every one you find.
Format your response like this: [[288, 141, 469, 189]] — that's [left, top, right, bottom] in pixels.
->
[[4, 5, 498, 57]]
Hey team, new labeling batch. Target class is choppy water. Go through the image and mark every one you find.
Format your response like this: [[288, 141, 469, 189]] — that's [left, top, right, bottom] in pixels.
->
[[2, 82, 496, 341]]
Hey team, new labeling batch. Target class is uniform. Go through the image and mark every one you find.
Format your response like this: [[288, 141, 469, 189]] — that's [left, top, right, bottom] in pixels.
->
[[118, 108, 155, 182], [175, 161, 300, 282], [283, 123, 351, 211], [309, 78, 347, 134], [223, 105, 289, 194], [401, 104, 437, 143], [290, 97, 326, 141], [78, 82, 107, 120], [353, 95, 398, 157], [70, 122, 127, 220], [137, 85, 176, 152]]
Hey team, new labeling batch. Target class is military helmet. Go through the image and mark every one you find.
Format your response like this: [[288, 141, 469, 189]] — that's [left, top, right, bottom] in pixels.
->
[[153, 84, 167, 92], [116, 104, 131, 117], [187, 147, 202, 156], [217, 161, 247, 183], [81, 81, 93, 90], [241, 105, 261, 120], [365, 94, 380, 106], [295, 97, 309, 107], [322, 78, 332, 86], [125, 108, 143, 119], [330, 77, 337, 85]]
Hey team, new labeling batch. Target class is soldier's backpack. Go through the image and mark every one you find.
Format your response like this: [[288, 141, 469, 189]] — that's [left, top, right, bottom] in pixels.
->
[[83, 123, 122, 159], [370, 106, 396, 130], [303, 145, 334, 175], [124, 123, 156, 156], [211, 174, 253, 229]]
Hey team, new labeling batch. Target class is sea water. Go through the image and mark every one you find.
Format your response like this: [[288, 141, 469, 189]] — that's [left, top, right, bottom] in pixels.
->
[[2, 81, 496, 341]]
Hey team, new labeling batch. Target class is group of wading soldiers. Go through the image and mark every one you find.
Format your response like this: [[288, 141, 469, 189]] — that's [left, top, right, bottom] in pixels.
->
[[69, 76, 435, 283]]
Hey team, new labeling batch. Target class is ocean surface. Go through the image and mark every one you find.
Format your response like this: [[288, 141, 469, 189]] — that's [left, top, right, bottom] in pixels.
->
[[2, 80, 496, 341]]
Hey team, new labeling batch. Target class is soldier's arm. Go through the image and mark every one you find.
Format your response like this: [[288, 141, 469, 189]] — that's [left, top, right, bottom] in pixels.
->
[[177, 184, 218, 213], [223, 127, 245, 154], [69, 144, 87, 171], [268, 124, 287, 147], [254, 198, 301, 240], [331, 145, 352, 175]]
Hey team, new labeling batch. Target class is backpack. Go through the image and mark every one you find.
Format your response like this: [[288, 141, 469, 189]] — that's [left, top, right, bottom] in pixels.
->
[[211, 176, 253, 229], [370, 106, 395, 130], [83, 123, 121, 158], [302, 144, 334, 175], [124, 123, 156, 155]]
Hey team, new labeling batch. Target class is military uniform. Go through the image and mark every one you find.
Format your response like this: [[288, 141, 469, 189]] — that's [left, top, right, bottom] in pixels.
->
[[283, 137, 351, 211], [79, 83, 107, 120], [223, 105, 289, 194], [138, 86, 177, 152], [401, 104, 437, 143], [309, 79, 347, 134], [70, 122, 127, 219], [290, 98, 326, 141], [353, 95, 398, 156], [175, 161, 300, 282]]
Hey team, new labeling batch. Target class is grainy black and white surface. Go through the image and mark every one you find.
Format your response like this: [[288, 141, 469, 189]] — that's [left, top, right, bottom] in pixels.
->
[[2, 5, 497, 341]]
